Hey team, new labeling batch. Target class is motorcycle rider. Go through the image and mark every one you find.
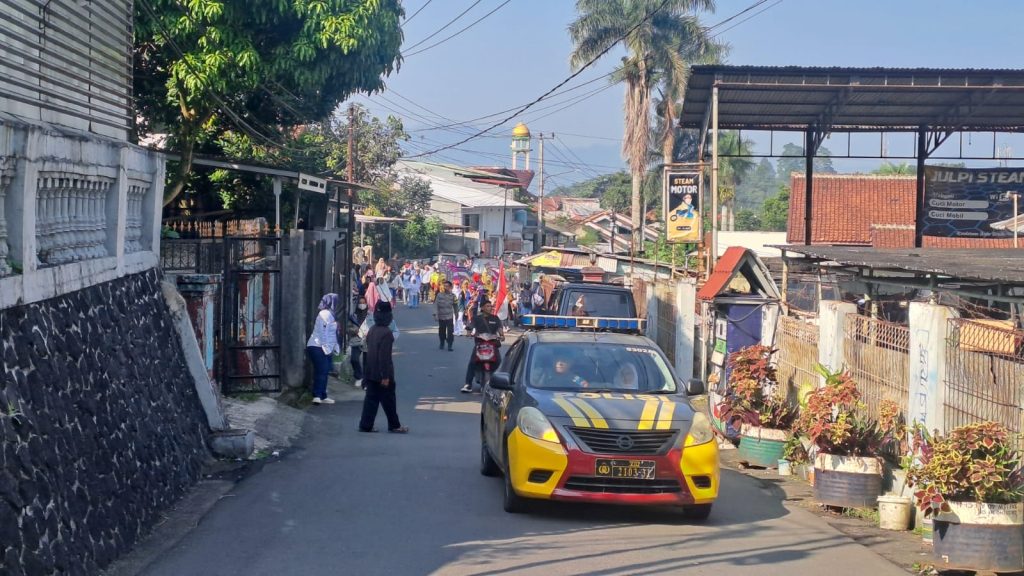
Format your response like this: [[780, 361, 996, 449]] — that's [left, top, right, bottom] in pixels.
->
[[461, 298, 504, 393]]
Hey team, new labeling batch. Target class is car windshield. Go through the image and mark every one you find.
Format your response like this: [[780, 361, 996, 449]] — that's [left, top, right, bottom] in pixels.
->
[[562, 290, 632, 317], [526, 343, 677, 393]]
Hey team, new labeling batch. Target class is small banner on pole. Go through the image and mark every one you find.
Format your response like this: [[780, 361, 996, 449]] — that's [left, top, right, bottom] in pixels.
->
[[664, 169, 702, 244], [922, 166, 1024, 238]]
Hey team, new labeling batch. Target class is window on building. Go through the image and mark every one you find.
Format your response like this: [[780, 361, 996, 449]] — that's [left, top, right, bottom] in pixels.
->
[[463, 214, 480, 231]]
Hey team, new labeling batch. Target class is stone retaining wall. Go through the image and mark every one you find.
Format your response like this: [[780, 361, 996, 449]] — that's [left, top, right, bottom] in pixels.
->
[[0, 269, 210, 575]]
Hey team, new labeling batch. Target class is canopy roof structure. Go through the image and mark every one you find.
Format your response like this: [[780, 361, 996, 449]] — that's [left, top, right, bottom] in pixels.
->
[[680, 65, 1024, 132], [776, 244, 1024, 304], [679, 65, 1024, 267]]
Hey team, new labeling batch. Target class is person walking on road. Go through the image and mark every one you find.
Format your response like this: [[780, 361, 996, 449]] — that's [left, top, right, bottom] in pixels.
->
[[307, 293, 340, 404], [434, 280, 456, 351], [359, 301, 409, 434], [347, 295, 369, 388]]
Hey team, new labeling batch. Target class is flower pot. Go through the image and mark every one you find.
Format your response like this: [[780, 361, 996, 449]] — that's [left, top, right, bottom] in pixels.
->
[[921, 517, 933, 545], [932, 501, 1024, 573], [777, 459, 792, 476], [877, 495, 912, 531], [813, 453, 882, 508], [737, 425, 788, 468]]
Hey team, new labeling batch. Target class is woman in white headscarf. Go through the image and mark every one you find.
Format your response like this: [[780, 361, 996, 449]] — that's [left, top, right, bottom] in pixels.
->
[[614, 363, 640, 391]]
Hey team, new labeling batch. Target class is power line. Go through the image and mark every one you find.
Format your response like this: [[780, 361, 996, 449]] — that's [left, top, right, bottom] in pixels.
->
[[403, 0, 485, 52], [404, 0, 434, 24], [403, 0, 676, 159], [404, 0, 513, 58]]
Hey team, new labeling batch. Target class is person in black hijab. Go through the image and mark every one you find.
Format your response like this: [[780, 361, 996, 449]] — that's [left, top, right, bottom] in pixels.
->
[[358, 301, 409, 433]]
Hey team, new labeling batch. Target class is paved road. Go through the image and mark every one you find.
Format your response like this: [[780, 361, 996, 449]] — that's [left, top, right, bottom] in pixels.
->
[[142, 306, 907, 576]]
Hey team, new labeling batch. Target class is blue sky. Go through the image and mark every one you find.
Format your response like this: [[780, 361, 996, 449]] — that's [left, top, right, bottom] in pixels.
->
[[353, 0, 1024, 188]]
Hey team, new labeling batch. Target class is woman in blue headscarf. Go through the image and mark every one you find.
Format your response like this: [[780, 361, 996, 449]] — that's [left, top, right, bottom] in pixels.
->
[[306, 293, 340, 404]]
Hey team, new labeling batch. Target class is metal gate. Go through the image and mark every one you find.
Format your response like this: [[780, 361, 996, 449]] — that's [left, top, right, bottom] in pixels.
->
[[222, 236, 283, 394]]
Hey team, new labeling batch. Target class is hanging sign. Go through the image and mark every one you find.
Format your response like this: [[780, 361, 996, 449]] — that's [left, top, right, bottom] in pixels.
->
[[664, 170, 702, 243], [922, 166, 1024, 238]]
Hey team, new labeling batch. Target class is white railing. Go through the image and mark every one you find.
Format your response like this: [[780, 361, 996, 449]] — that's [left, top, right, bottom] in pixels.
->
[[0, 122, 165, 309]]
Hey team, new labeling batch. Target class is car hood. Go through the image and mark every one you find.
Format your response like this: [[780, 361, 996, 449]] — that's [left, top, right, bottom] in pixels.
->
[[529, 389, 693, 429]]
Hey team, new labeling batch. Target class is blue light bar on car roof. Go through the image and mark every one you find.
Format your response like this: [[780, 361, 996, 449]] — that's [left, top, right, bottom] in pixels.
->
[[520, 315, 647, 332]]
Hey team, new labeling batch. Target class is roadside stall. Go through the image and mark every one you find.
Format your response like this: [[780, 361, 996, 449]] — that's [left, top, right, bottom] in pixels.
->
[[697, 247, 781, 441]]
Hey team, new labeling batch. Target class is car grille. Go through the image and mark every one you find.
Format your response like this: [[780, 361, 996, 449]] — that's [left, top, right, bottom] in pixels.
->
[[564, 476, 682, 494], [568, 427, 677, 455]]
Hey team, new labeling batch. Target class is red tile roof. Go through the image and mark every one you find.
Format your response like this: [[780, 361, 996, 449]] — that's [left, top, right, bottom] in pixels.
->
[[787, 174, 916, 245], [698, 246, 747, 301]]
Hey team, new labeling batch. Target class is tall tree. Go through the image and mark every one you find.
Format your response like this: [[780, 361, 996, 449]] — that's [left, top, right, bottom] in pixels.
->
[[716, 131, 755, 229], [569, 0, 715, 253], [134, 0, 404, 206], [776, 143, 836, 187]]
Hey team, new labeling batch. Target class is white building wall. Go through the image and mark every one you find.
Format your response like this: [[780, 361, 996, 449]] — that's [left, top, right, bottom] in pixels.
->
[[429, 197, 463, 226]]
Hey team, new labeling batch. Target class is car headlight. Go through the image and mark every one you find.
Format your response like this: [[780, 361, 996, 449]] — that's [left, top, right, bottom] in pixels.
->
[[518, 407, 560, 444], [686, 411, 715, 446]]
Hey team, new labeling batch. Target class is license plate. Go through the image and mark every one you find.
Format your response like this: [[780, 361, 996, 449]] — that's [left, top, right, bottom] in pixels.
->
[[595, 459, 656, 479]]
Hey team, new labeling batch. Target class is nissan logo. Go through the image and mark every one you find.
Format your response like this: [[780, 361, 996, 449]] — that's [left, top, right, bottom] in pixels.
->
[[615, 435, 635, 450]]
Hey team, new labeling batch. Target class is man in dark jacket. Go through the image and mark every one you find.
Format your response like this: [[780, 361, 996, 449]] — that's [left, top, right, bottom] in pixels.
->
[[461, 299, 505, 394], [359, 301, 409, 433]]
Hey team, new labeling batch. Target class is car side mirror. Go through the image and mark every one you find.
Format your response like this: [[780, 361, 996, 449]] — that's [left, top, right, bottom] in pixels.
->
[[489, 372, 513, 390], [685, 378, 705, 396]]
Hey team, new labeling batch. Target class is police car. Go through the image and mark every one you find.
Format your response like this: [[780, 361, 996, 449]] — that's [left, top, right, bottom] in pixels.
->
[[479, 319, 718, 518]]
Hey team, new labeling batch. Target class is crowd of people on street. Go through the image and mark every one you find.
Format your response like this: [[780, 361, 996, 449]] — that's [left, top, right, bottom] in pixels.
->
[[305, 253, 544, 433]]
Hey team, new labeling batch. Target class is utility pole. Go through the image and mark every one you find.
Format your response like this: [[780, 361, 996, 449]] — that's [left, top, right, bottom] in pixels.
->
[[535, 132, 555, 253], [346, 104, 357, 314]]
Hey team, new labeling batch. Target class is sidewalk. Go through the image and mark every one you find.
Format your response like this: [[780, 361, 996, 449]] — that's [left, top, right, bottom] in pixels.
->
[[719, 447, 939, 575]]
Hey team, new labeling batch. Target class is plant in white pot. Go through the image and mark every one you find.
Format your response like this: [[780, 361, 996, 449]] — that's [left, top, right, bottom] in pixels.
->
[[907, 421, 1024, 573], [794, 365, 903, 508], [717, 345, 798, 468]]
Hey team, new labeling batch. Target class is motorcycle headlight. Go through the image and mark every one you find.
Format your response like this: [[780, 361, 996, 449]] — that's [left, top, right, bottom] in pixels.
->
[[518, 407, 560, 444], [685, 412, 715, 446]]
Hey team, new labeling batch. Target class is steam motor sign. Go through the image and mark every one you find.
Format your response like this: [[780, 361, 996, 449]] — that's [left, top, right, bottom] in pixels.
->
[[664, 170, 702, 243]]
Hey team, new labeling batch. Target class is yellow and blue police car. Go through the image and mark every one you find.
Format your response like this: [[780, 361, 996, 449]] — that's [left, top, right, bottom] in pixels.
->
[[480, 326, 719, 519]]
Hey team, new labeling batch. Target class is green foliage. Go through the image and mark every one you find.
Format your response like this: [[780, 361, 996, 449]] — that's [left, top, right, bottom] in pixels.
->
[[873, 162, 915, 176], [783, 436, 809, 464], [734, 158, 778, 211], [134, 0, 404, 204], [395, 215, 445, 258], [734, 209, 760, 231], [716, 345, 797, 430], [776, 143, 836, 187], [793, 365, 903, 457], [759, 185, 790, 232], [577, 228, 599, 248], [908, 422, 1024, 515]]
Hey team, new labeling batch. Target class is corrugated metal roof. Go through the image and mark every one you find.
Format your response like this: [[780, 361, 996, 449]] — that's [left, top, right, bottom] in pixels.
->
[[680, 65, 1024, 131], [397, 161, 526, 208], [775, 245, 1024, 283]]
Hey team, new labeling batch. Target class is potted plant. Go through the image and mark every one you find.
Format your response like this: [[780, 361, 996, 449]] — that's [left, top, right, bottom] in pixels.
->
[[793, 365, 902, 508], [907, 422, 1024, 573], [718, 345, 798, 468]]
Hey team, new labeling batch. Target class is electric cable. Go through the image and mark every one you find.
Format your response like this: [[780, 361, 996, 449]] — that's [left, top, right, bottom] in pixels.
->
[[403, 0, 485, 52], [404, 0, 513, 58], [404, 0, 434, 24]]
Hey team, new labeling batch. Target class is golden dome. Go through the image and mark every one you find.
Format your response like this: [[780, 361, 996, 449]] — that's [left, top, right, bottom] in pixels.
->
[[512, 122, 531, 138]]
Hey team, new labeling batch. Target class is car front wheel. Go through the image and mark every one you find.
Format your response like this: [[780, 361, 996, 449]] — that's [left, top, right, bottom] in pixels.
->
[[502, 453, 527, 513], [480, 436, 500, 477]]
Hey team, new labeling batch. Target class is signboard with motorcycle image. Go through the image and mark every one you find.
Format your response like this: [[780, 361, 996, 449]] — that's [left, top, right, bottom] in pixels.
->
[[663, 168, 703, 243]]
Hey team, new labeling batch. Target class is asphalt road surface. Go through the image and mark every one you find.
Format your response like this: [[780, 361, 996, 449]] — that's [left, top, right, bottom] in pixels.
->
[[141, 305, 907, 576]]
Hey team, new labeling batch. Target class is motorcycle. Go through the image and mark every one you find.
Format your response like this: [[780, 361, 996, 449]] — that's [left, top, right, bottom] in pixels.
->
[[472, 333, 502, 391]]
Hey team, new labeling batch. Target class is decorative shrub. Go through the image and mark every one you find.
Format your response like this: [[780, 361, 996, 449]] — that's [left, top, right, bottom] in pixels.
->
[[792, 364, 902, 457], [717, 345, 798, 431], [907, 422, 1024, 517]]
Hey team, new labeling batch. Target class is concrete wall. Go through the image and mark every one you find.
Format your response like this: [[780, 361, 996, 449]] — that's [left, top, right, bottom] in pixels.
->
[[0, 269, 211, 576], [0, 118, 165, 310]]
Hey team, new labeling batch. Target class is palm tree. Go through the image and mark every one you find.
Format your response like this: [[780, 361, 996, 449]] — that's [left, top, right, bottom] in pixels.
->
[[570, 0, 716, 253], [716, 131, 755, 230]]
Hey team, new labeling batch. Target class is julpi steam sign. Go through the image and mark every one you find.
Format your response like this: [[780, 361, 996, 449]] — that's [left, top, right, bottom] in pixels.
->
[[664, 170, 702, 243], [923, 166, 1024, 238]]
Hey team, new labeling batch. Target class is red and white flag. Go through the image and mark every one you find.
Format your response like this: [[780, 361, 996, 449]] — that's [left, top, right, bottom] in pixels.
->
[[494, 262, 509, 320]]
